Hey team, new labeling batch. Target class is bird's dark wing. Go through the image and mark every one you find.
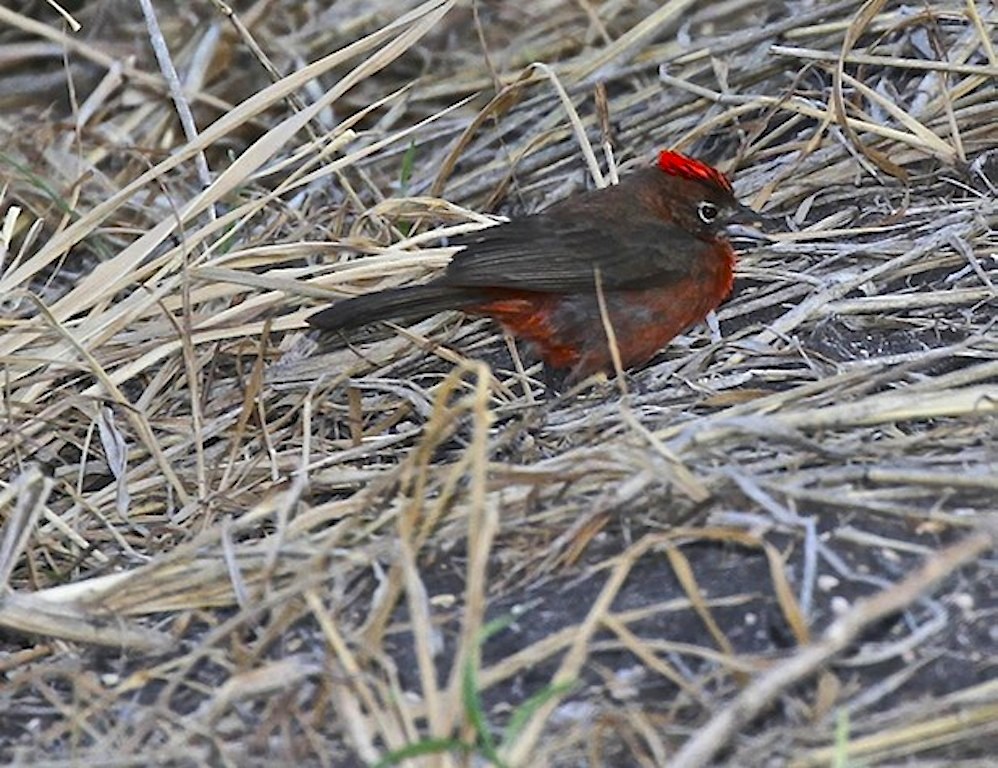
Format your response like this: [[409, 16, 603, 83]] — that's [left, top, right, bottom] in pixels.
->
[[441, 205, 709, 293]]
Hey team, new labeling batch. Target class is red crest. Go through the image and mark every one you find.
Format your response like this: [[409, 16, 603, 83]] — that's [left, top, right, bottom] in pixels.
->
[[656, 150, 733, 193]]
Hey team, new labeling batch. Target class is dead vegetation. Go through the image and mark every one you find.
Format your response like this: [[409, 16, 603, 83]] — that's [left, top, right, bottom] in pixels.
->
[[0, 0, 996, 765]]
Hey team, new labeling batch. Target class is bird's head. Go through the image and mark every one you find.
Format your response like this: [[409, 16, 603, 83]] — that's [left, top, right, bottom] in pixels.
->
[[651, 150, 763, 240]]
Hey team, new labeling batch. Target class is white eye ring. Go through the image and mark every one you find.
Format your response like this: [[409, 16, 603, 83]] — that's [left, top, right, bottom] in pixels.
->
[[698, 201, 719, 224]]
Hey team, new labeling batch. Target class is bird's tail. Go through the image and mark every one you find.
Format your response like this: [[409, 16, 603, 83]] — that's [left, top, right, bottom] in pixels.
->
[[306, 283, 485, 332]]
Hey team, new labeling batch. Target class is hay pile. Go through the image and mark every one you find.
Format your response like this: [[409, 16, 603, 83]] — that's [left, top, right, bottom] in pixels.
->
[[1, 0, 995, 764]]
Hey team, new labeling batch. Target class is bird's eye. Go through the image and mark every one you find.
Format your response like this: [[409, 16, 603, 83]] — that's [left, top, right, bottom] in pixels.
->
[[697, 201, 719, 224]]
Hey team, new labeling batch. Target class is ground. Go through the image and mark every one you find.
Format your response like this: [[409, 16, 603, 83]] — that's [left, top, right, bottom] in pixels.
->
[[0, 0, 996, 766]]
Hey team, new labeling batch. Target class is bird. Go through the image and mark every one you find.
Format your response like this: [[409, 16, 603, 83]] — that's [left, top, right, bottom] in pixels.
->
[[308, 150, 761, 382]]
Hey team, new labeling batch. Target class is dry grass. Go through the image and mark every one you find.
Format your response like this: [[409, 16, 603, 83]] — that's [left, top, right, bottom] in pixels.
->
[[1, 0, 996, 765]]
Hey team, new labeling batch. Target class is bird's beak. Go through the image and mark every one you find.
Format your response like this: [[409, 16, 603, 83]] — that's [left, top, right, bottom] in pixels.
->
[[723, 203, 773, 240], [725, 202, 765, 226]]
